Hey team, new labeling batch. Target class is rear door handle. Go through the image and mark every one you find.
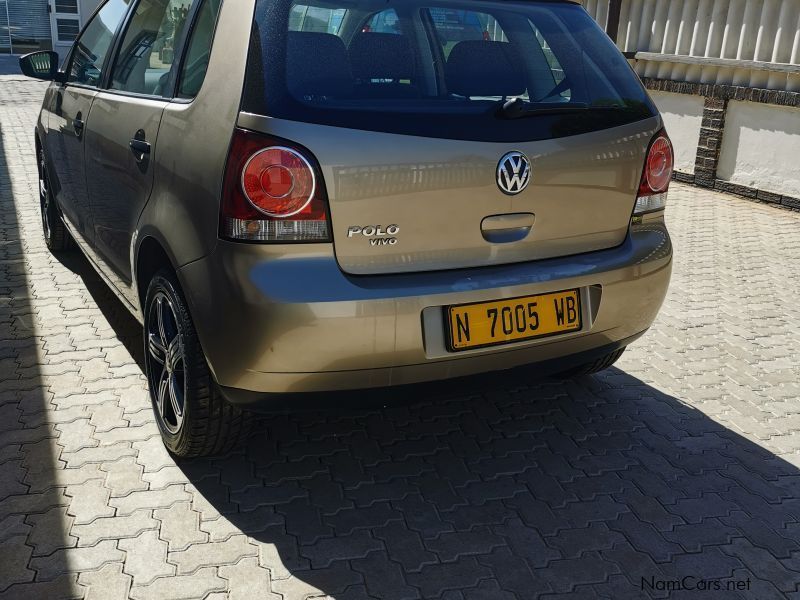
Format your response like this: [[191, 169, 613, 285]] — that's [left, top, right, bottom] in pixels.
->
[[129, 137, 151, 162], [73, 118, 84, 137]]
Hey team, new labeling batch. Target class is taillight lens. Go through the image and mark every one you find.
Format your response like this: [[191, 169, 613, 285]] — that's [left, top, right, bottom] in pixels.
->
[[634, 130, 673, 216], [221, 128, 330, 242]]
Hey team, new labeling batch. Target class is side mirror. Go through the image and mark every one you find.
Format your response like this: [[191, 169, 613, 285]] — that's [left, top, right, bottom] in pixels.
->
[[19, 51, 65, 82]]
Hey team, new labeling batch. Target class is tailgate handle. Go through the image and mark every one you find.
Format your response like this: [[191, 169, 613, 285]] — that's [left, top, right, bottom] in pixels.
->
[[481, 213, 535, 244]]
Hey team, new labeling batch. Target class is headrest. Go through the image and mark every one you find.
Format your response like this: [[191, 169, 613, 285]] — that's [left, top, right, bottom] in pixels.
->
[[286, 31, 353, 98], [349, 33, 416, 81], [445, 40, 527, 98]]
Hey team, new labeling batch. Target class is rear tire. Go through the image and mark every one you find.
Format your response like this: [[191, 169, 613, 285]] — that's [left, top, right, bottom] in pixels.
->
[[38, 145, 71, 252], [556, 347, 626, 378], [143, 269, 252, 458]]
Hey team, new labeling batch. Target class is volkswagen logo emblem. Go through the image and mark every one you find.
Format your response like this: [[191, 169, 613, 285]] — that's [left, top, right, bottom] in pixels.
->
[[497, 151, 531, 195]]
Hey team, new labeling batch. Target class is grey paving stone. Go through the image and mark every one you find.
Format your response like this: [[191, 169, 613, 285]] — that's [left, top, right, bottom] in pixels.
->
[[118, 529, 173, 586], [78, 563, 132, 600], [351, 551, 421, 600], [272, 561, 363, 598], [325, 500, 402, 535], [541, 551, 620, 594], [0, 574, 81, 600], [662, 517, 740, 553], [71, 509, 157, 547], [0, 535, 34, 591], [168, 534, 257, 574], [476, 546, 552, 598], [373, 520, 438, 573], [127, 567, 226, 600], [493, 518, 560, 569], [720, 538, 800, 593], [545, 522, 625, 560], [26, 506, 76, 555], [405, 556, 493, 599], [217, 557, 281, 600], [28, 539, 124, 581], [301, 529, 384, 569], [463, 579, 519, 600]]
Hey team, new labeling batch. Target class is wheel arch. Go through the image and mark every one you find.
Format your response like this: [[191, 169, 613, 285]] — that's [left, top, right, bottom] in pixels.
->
[[134, 234, 178, 315]]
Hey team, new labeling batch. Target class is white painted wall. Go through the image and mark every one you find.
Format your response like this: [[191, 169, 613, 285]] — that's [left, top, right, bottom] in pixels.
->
[[718, 101, 800, 198], [648, 91, 704, 174]]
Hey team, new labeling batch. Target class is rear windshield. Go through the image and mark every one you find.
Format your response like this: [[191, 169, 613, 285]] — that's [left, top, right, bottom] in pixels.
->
[[243, 0, 656, 142]]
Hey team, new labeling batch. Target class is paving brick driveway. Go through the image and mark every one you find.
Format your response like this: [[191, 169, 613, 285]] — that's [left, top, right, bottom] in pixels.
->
[[2, 63, 800, 599]]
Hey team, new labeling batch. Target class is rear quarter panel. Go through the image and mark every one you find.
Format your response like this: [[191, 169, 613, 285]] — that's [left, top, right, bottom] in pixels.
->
[[136, 0, 256, 281]]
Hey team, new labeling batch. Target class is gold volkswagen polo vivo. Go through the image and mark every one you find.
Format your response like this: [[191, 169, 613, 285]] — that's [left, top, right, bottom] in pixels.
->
[[23, 0, 673, 456]]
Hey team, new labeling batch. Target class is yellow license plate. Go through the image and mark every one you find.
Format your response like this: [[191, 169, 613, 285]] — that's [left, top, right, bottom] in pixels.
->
[[447, 289, 582, 351]]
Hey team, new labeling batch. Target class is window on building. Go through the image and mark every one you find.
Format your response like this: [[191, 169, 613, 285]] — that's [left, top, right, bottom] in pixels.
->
[[56, 18, 81, 44], [54, 0, 81, 43]]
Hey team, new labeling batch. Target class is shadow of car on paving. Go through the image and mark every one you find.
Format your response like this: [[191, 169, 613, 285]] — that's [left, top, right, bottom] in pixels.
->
[[0, 117, 76, 596], [170, 365, 800, 600]]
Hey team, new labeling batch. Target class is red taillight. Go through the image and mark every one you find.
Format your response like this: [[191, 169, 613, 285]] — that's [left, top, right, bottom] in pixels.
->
[[242, 147, 316, 217], [221, 128, 330, 242], [635, 129, 673, 215], [644, 136, 673, 193]]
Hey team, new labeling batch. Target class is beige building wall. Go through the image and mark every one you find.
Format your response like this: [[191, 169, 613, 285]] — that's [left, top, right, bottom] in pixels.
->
[[718, 102, 800, 198]]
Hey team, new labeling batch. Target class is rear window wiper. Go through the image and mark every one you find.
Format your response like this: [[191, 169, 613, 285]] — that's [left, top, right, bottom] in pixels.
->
[[496, 97, 623, 119]]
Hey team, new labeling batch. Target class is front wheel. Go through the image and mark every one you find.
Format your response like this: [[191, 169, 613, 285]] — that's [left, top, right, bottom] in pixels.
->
[[556, 347, 627, 379], [143, 269, 252, 457]]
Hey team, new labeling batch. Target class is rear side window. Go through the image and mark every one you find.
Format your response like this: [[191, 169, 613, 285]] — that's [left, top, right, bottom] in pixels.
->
[[244, 0, 656, 142], [178, 0, 222, 98], [67, 0, 129, 86], [110, 0, 194, 96]]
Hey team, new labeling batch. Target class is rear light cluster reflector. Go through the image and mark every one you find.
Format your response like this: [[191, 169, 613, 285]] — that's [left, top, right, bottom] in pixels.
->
[[633, 193, 668, 215], [634, 130, 673, 216], [223, 218, 330, 242], [221, 128, 330, 242]]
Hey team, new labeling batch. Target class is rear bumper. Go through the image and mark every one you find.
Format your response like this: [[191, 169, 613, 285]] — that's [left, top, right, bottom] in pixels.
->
[[179, 220, 672, 396]]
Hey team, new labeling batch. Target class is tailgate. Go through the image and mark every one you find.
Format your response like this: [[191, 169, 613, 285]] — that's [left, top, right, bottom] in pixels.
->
[[256, 116, 659, 275]]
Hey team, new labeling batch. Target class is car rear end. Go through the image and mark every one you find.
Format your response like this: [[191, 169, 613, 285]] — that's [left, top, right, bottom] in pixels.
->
[[180, 0, 673, 399]]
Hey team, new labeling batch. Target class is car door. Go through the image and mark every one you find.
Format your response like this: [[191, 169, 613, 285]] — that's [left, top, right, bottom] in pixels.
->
[[44, 0, 130, 245], [84, 0, 197, 294]]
